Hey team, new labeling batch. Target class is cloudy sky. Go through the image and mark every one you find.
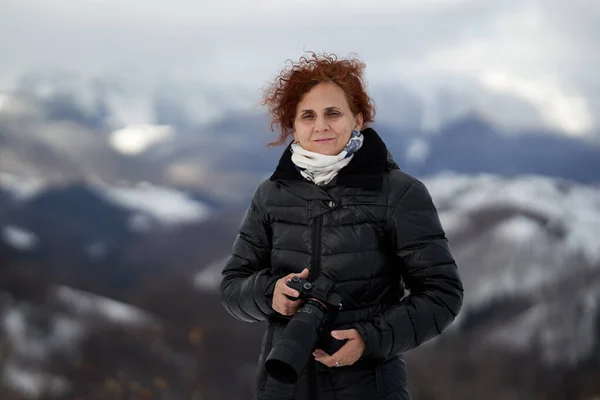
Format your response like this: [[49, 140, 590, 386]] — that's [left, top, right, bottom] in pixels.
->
[[1, 0, 599, 137]]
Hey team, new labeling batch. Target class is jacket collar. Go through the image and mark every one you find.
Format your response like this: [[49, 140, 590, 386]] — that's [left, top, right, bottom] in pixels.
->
[[269, 127, 398, 190]]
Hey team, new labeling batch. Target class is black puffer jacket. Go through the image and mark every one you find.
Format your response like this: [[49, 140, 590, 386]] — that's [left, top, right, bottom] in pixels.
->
[[220, 128, 463, 400]]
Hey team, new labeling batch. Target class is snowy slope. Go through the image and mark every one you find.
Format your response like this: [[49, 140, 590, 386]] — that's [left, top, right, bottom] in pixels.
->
[[424, 173, 600, 304], [0, 173, 212, 234], [96, 183, 212, 227], [1, 225, 39, 251], [195, 257, 229, 292], [0, 173, 46, 201], [0, 286, 157, 399], [428, 173, 600, 263], [423, 173, 600, 366]]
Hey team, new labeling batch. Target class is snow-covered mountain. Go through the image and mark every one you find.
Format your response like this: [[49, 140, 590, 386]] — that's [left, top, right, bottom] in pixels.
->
[[0, 285, 159, 399], [1, 171, 598, 398], [5, 169, 595, 370], [3, 73, 600, 202], [0, 173, 212, 236], [0, 174, 215, 290], [426, 174, 600, 366], [0, 92, 163, 187]]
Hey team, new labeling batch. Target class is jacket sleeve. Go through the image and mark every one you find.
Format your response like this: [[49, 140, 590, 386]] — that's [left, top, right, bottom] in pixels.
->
[[219, 186, 280, 323], [353, 179, 464, 359]]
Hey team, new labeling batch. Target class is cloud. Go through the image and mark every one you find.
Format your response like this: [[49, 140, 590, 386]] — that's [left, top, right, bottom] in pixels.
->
[[0, 0, 598, 134], [3, 0, 485, 30], [0, 0, 529, 84], [480, 71, 592, 136]]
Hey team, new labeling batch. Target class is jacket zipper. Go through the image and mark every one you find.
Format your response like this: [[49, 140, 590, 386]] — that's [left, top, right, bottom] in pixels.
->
[[309, 214, 323, 282], [308, 213, 324, 400]]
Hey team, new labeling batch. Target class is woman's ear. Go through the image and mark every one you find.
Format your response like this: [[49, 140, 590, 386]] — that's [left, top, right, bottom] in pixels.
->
[[355, 113, 364, 131]]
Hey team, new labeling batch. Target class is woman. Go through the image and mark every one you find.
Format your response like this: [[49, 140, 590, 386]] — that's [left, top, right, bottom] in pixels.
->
[[220, 52, 463, 400]]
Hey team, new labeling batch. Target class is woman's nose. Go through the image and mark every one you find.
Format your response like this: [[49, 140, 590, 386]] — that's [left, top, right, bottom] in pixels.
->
[[315, 116, 329, 132]]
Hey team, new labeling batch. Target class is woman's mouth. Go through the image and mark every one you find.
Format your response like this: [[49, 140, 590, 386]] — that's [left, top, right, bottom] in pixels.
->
[[314, 138, 335, 143]]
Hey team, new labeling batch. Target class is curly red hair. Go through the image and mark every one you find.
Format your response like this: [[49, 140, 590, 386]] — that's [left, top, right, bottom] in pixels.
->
[[262, 52, 376, 146]]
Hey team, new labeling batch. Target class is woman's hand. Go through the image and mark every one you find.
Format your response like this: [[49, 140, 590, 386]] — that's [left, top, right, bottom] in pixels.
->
[[272, 268, 310, 316], [313, 329, 365, 368]]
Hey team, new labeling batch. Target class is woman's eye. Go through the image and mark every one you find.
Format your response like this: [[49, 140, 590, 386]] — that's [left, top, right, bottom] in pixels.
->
[[328, 112, 340, 117], [302, 114, 313, 119]]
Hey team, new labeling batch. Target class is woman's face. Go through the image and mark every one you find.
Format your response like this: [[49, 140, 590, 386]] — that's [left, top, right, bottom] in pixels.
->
[[293, 82, 363, 155]]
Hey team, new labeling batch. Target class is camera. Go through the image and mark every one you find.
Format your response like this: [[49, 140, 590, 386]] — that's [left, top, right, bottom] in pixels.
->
[[265, 274, 343, 384]]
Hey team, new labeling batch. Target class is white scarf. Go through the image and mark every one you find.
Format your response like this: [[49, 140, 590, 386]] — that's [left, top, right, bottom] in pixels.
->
[[291, 130, 364, 185]]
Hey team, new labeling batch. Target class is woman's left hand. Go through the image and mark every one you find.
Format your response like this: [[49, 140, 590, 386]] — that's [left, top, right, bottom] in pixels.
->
[[313, 329, 365, 368]]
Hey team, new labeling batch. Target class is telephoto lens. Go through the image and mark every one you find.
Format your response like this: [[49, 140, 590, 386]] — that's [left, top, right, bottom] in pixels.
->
[[264, 299, 327, 384], [265, 274, 343, 384]]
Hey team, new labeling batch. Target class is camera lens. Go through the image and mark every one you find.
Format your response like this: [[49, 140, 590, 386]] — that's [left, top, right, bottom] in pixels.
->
[[265, 299, 328, 384]]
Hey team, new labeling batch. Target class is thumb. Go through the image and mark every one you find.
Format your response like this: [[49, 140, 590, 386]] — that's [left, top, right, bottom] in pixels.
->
[[299, 268, 309, 278], [331, 329, 356, 340]]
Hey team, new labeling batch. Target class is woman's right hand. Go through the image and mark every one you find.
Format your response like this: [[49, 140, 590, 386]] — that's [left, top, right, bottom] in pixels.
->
[[272, 268, 310, 316]]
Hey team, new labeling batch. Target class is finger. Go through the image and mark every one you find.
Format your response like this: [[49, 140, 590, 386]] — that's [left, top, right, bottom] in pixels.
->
[[274, 306, 287, 315], [320, 340, 356, 367], [336, 337, 366, 366], [314, 345, 348, 368], [284, 268, 309, 283], [280, 285, 300, 299], [277, 306, 296, 316], [331, 329, 358, 340], [286, 296, 304, 307], [280, 303, 300, 315], [298, 268, 309, 279], [278, 293, 302, 306], [312, 349, 329, 358], [278, 298, 301, 310], [314, 352, 336, 367], [274, 297, 300, 314]]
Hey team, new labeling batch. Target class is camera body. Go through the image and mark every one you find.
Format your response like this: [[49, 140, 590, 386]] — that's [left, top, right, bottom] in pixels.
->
[[286, 275, 343, 311], [265, 274, 344, 384]]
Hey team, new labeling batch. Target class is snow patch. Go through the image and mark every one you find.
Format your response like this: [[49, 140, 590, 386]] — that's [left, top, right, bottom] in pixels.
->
[[2, 225, 39, 250], [494, 216, 541, 242], [109, 123, 174, 155], [195, 258, 228, 292], [0, 173, 46, 201], [438, 211, 466, 233], [470, 262, 553, 304], [424, 173, 600, 263], [3, 307, 27, 341], [128, 212, 154, 232], [488, 282, 600, 366], [2, 365, 71, 399], [2, 305, 84, 363], [85, 240, 107, 259], [405, 138, 430, 164], [0, 285, 162, 399], [54, 286, 154, 326], [97, 183, 211, 225]]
